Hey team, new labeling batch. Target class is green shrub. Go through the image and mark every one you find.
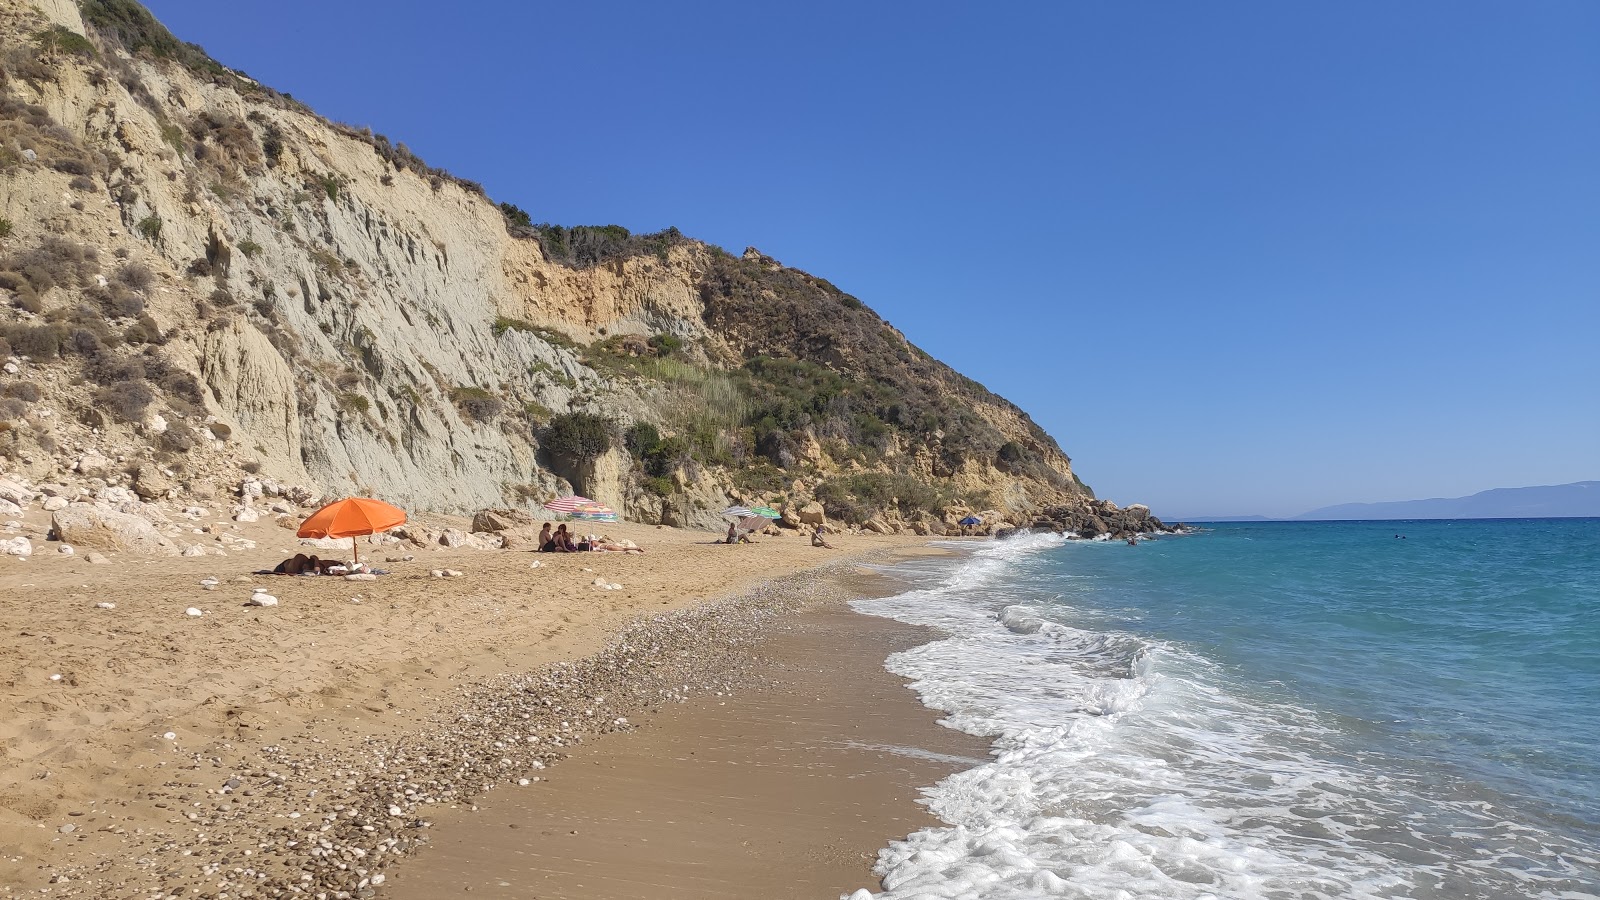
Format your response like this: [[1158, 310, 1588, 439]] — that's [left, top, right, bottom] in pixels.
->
[[624, 422, 661, 459], [237, 239, 262, 258], [36, 26, 98, 58], [338, 392, 369, 415], [0, 218, 12, 238], [648, 333, 683, 357], [642, 476, 674, 497], [136, 215, 162, 241], [315, 173, 339, 201], [499, 202, 532, 229], [643, 435, 689, 478], [542, 411, 612, 462]]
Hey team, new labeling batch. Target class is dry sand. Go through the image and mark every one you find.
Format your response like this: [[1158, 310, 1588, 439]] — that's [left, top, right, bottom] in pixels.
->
[[0, 510, 948, 897]]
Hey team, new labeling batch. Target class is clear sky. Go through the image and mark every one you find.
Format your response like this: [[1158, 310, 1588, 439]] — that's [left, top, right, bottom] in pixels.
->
[[139, 0, 1599, 518]]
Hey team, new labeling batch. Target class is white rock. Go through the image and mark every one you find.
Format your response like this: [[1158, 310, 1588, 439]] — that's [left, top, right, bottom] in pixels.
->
[[0, 536, 32, 557], [370, 874, 385, 886], [20, 148, 35, 162], [1, 362, 16, 375], [200, 578, 219, 586], [181, 544, 206, 558], [163, 731, 177, 740], [49, 673, 61, 681], [95, 601, 115, 609], [0, 498, 21, 516], [86, 551, 110, 565], [608, 582, 623, 590], [185, 607, 203, 617], [234, 508, 260, 523], [74, 452, 111, 475], [429, 569, 445, 578], [518, 778, 530, 786], [42, 496, 68, 512], [388, 805, 402, 817], [95, 485, 133, 504], [181, 506, 206, 519], [592, 576, 609, 587], [344, 572, 377, 581], [246, 594, 278, 607], [58, 544, 74, 555]]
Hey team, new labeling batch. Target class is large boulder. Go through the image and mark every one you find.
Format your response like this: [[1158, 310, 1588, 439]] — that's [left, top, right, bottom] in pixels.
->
[[50, 504, 179, 556], [471, 508, 536, 533], [131, 465, 176, 501], [795, 502, 826, 526], [0, 477, 31, 506]]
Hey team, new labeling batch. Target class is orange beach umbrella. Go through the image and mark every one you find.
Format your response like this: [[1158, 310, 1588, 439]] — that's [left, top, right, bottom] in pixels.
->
[[296, 497, 407, 563]]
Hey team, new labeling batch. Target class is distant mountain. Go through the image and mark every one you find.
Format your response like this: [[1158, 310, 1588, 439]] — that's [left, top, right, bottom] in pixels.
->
[[1296, 482, 1600, 521]]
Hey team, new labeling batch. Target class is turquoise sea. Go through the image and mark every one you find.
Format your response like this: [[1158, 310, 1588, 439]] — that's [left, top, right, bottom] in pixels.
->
[[852, 519, 1600, 899]]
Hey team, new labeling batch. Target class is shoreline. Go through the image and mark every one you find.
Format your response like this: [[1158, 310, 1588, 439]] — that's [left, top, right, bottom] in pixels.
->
[[0, 518, 952, 896], [380, 553, 987, 899]]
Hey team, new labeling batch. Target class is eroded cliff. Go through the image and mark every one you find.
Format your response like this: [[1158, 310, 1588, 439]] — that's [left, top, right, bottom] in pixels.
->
[[0, 0, 1106, 533]]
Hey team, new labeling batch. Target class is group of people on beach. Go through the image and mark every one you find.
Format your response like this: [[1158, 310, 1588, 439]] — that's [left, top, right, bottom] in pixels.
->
[[723, 519, 836, 549], [537, 522, 645, 554]]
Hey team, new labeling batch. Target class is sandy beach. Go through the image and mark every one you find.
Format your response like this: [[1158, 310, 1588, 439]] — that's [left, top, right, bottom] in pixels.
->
[[0, 511, 969, 898]]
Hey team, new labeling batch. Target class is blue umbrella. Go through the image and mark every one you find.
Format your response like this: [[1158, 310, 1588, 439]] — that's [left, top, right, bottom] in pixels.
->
[[959, 516, 982, 526]]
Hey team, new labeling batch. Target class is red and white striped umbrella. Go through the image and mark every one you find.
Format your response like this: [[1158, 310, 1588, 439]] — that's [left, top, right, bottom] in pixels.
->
[[542, 495, 596, 513]]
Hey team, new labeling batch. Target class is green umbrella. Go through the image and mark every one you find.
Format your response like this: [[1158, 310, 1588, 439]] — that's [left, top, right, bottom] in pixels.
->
[[751, 506, 782, 519]]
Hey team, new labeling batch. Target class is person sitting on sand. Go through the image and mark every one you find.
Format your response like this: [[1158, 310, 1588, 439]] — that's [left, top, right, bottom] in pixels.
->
[[538, 522, 555, 552], [811, 528, 836, 550], [553, 524, 580, 552]]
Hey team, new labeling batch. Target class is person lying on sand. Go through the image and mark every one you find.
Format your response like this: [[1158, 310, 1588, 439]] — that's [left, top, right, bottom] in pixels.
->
[[271, 553, 314, 575], [589, 535, 645, 553]]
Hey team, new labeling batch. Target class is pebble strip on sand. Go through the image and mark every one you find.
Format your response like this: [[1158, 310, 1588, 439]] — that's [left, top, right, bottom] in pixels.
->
[[35, 563, 877, 899]]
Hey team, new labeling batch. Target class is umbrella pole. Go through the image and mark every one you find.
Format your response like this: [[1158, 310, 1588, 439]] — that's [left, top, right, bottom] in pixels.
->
[[351, 535, 360, 565]]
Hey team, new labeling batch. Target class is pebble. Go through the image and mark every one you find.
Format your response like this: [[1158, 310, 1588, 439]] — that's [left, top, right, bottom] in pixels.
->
[[58, 823, 75, 834], [58, 544, 74, 555], [344, 572, 377, 581], [163, 731, 176, 740], [185, 607, 203, 617], [95, 601, 115, 609], [246, 593, 279, 607]]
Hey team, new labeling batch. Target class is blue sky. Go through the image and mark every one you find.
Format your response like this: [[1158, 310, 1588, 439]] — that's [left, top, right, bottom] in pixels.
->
[[141, 0, 1599, 518]]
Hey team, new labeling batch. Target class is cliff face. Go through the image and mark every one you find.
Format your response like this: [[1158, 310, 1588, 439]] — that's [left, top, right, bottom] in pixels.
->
[[0, 0, 1092, 530]]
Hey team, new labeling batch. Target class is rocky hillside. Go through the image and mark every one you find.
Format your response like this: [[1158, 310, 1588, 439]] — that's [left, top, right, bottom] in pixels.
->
[[0, 0, 1119, 535]]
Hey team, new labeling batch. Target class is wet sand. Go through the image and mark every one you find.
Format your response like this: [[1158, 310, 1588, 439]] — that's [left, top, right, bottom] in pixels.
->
[[383, 571, 988, 900]]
